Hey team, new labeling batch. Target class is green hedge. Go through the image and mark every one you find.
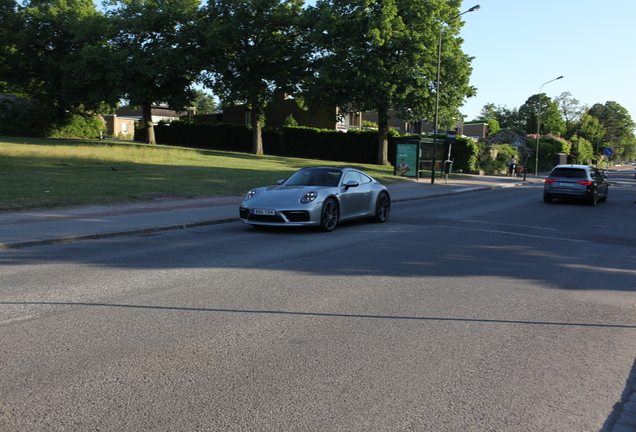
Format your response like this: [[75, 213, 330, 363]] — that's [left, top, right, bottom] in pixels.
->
[[135, 121, 480, 169], [137, 121, 254, 153], [139, 122, 383, 164], [271, 126, 380, 164]]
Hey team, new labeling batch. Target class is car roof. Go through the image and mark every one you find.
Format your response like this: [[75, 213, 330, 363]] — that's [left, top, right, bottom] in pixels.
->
[[299, 167, 347, 172], [553, 164, 593, 170]]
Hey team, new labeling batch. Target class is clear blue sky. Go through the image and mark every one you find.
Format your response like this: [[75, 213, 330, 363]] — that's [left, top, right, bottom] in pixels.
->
[[458, 0, 636, 123]]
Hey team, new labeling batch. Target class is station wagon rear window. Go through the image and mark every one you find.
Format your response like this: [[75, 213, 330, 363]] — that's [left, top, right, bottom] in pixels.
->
[[550, 168, 587, 178]]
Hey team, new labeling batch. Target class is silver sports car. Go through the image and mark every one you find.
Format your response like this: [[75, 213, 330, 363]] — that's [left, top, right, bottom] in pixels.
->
[[239, 167, 391, 231]]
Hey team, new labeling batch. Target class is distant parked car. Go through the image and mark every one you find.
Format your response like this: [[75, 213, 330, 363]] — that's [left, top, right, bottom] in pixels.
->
[[543, 164, 609, 206], [239, 167, 391, 231]]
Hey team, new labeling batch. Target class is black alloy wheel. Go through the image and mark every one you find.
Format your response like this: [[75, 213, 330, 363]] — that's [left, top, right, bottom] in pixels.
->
[[373, 192, 390, 222]]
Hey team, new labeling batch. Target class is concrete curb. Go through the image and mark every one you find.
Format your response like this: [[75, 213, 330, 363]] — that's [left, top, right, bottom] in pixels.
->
[[0, 218, 239, 250]]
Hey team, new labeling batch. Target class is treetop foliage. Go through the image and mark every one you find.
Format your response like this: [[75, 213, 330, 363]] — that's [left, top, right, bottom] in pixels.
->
[[3, 0, 478, 160], [476, 93, 635, 161]]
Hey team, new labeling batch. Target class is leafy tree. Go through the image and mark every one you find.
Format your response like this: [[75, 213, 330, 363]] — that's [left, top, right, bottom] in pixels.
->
[[476, 102, 497, 121], [569, 135, 594, 164], [0, 94, 51, 136], [104, 0, 203, 145], [304, 0, 476, 165], [476, 103, 523, 132], [0, 0, 19, 94], [7, 0, 108, 115], [200, 0, 307, 155], [192, 89, 219, 114], [519, 93, 565, 136], [587, 101, 636, 159], [60, 10, 121, 114], [571, 113, 606, 154], [554, 91, 586, 135]]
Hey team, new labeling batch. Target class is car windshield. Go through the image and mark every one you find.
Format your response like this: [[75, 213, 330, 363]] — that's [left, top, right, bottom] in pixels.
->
[[550, 168, 587, 179], [285, 168, 342, 186]]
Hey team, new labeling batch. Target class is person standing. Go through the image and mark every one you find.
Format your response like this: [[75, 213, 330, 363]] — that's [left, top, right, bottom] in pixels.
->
[[507, 156, 516, 177]]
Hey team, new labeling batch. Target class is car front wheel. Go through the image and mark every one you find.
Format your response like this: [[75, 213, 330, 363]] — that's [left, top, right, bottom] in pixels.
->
[[319, 198, 339, 232], [372, 192, 390, 222]]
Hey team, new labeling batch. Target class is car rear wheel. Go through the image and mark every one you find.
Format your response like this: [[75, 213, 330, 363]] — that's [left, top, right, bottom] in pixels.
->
[[372, 192, 390, 222], [319, 198, 339, 232], [543, 194, 552, 203], [588, 188, 598, 206]]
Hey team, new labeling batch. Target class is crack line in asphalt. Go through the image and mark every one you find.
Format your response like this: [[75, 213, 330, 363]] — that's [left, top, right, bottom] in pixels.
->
[[3, 302, 635, 329]]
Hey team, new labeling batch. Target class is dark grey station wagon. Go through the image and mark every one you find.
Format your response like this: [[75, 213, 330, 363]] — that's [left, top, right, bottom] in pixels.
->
[[543, 164, 609, 206]]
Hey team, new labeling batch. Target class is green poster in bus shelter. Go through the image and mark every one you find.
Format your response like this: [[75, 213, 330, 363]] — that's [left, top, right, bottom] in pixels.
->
[[395, 143, 418, 178]]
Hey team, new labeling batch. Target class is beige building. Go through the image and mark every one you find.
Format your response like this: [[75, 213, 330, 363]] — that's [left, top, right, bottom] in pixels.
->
[[102, 105, 194, 138], [101, 115, 137, 139], [362, 110, 489, 140]]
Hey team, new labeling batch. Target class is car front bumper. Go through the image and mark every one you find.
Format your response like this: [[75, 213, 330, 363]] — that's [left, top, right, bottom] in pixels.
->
[[239, 205, 320, 226]]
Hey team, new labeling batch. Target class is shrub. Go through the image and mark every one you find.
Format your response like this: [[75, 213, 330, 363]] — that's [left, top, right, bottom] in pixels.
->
[[48, 113, 104, 139], [486, 119, 500, 135], [539, 141, 557, 164], [0, 94, 51, 137], [451, 136, 479, 172], [284, 114, 298, 127], [476, 143, 516, 174]]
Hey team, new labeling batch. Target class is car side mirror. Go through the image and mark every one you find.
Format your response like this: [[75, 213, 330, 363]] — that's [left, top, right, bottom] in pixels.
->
[[277, 179, 285, 185], [344, 180, 359, 190]]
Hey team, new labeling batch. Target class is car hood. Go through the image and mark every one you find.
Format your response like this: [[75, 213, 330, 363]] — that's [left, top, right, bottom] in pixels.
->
[[245, 185, 323, 206]]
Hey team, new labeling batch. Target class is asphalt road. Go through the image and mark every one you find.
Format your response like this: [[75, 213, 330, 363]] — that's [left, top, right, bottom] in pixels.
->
[[2, 174, 636, 431]]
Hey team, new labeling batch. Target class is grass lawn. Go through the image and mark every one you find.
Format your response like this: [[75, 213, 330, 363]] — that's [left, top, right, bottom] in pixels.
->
[[0, 136, 424, 212]]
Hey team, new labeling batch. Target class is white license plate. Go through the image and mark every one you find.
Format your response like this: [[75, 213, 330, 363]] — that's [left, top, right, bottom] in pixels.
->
[[559, 182, 575, 187], [253, 208, 275, 216]]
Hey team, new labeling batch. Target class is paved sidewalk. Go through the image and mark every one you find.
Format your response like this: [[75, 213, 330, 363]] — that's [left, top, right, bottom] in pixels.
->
[[0, 173, 539, 250]]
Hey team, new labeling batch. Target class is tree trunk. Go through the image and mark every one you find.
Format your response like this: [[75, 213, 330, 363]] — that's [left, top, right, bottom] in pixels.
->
[[142, 103, 156, 145], [377, 109, 389, 165], [252, 104, 263, 155]]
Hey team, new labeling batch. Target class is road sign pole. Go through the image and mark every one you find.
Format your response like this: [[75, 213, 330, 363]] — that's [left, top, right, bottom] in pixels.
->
[[604, 148, 613, 177]]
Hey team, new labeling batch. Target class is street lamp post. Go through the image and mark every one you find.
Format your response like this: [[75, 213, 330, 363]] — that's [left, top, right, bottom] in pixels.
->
[[534, 75, 563, 175], [431, 4, 480, 184]]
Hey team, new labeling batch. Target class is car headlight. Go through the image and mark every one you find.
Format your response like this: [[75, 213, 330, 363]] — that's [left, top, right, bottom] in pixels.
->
[[245, 189, 257, 200], [300, 191, 318, 203]]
